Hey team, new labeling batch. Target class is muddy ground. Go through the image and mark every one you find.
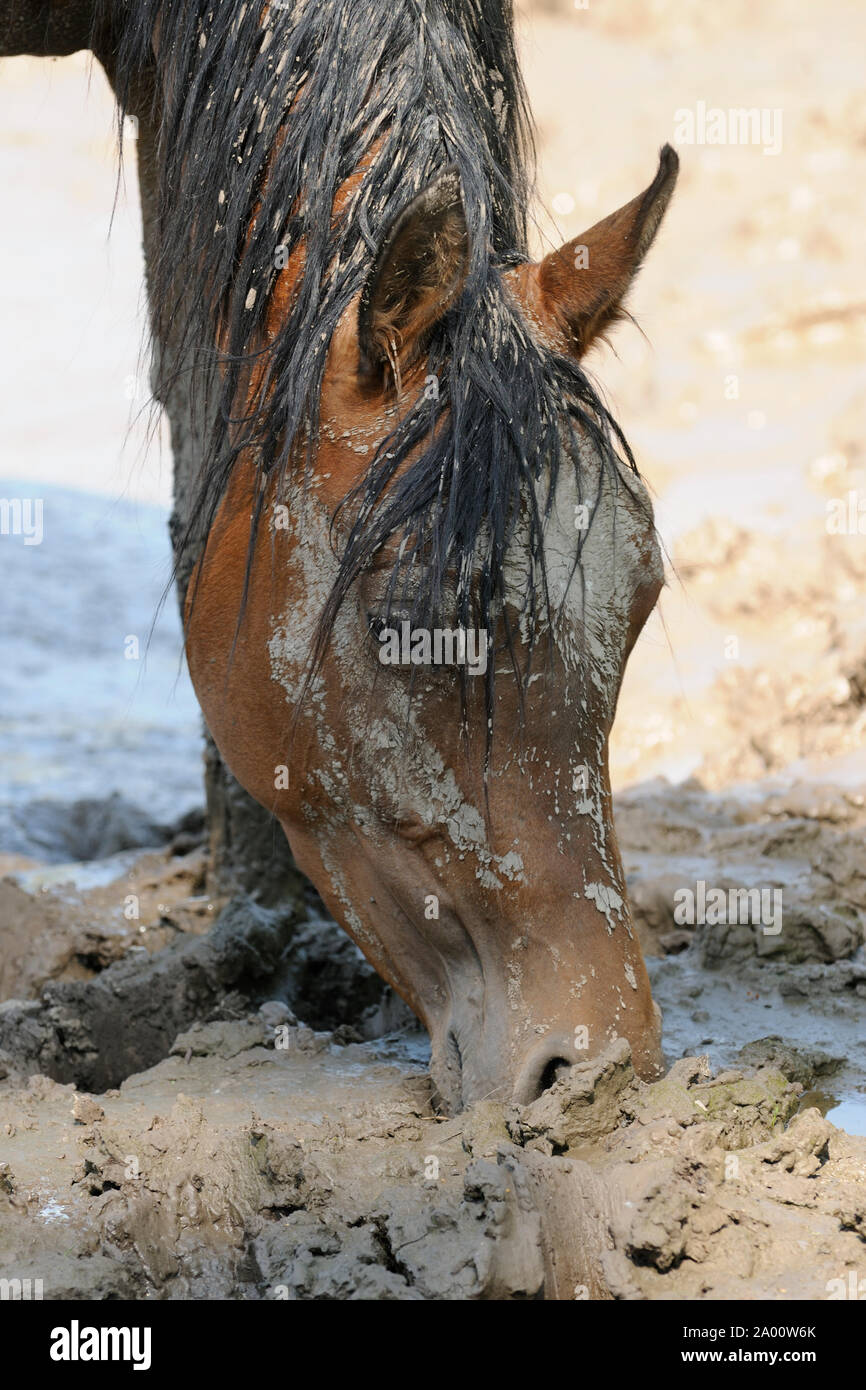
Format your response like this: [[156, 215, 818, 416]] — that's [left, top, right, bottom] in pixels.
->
[[1, 0, 865, 1299], [0, 774, 864, 1299]]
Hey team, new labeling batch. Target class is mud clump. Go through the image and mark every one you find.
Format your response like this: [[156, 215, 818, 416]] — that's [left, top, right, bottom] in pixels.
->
[[736, 1036, 845, 1089], [0, 794, 179, 864], [633, 1059, 800, 1151], [0, 895, 306, 1091], [505, 1044, 801, 1159], [620, 780, 866, 966], [508, 1039, 637, 1153], [271, 914, 396, 1035], [0, 845, 210, 1001]]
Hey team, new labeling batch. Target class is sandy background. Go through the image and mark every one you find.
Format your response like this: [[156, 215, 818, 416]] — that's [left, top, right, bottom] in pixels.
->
[[515, 0, 866, 793]]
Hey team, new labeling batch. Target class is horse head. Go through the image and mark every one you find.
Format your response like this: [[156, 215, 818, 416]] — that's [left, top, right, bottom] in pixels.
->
[[187, 145, 678, 1112]]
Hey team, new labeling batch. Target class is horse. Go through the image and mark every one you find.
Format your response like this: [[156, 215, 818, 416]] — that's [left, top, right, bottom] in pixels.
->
[[34, 0, 678, 1113]]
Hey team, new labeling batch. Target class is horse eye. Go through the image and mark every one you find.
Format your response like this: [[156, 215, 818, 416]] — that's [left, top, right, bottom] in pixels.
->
[[366, 605, 414, 635]]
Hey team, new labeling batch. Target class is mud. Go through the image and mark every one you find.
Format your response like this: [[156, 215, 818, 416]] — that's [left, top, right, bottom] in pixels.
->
[[2, 1020, 864, 1300], [0, 800, 863, 1299]]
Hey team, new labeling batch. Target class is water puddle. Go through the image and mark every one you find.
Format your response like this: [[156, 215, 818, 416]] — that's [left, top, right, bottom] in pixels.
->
[[797, 1089, 866, 1137], [11, 850, 145, 897]]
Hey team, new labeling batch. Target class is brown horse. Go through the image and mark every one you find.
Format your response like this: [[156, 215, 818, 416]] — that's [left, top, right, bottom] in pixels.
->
[[61, 0, 680, 1112]]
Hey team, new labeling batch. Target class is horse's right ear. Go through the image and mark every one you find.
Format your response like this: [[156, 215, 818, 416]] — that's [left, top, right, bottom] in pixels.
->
[[535, 145, 678, 359], [358, 168, 469, 387]]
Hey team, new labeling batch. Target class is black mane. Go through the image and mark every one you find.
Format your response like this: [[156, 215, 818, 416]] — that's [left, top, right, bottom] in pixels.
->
[[101, 0, 638, 747]]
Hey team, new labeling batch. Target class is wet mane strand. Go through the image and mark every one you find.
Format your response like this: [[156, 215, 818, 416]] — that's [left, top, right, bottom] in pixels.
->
[[100, 0, 639, 750]]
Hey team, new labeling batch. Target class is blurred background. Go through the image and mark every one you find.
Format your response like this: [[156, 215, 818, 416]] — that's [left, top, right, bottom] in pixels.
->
[[0, 46, 198, 850], [517, 0, 866, 794]]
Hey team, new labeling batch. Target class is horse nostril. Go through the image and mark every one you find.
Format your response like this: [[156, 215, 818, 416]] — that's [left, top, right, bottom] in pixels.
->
[[536, 1055, 571, 1098], [514, 1045, 575, 1105]]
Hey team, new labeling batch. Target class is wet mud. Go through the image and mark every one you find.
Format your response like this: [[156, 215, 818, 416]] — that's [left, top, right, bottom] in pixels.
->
[[0, 789, 863, 1300], [1, 0, 864, 1298]]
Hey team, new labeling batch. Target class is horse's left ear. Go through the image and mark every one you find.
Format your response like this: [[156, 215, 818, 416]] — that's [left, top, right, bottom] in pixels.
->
[[536, 144, 678, 359], [359, 167, 469, 384]]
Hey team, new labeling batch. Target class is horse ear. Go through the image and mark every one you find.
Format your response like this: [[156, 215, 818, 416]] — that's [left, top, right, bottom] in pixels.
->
[[538, 144, 678, 359], [359, 167, 469, 384]]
